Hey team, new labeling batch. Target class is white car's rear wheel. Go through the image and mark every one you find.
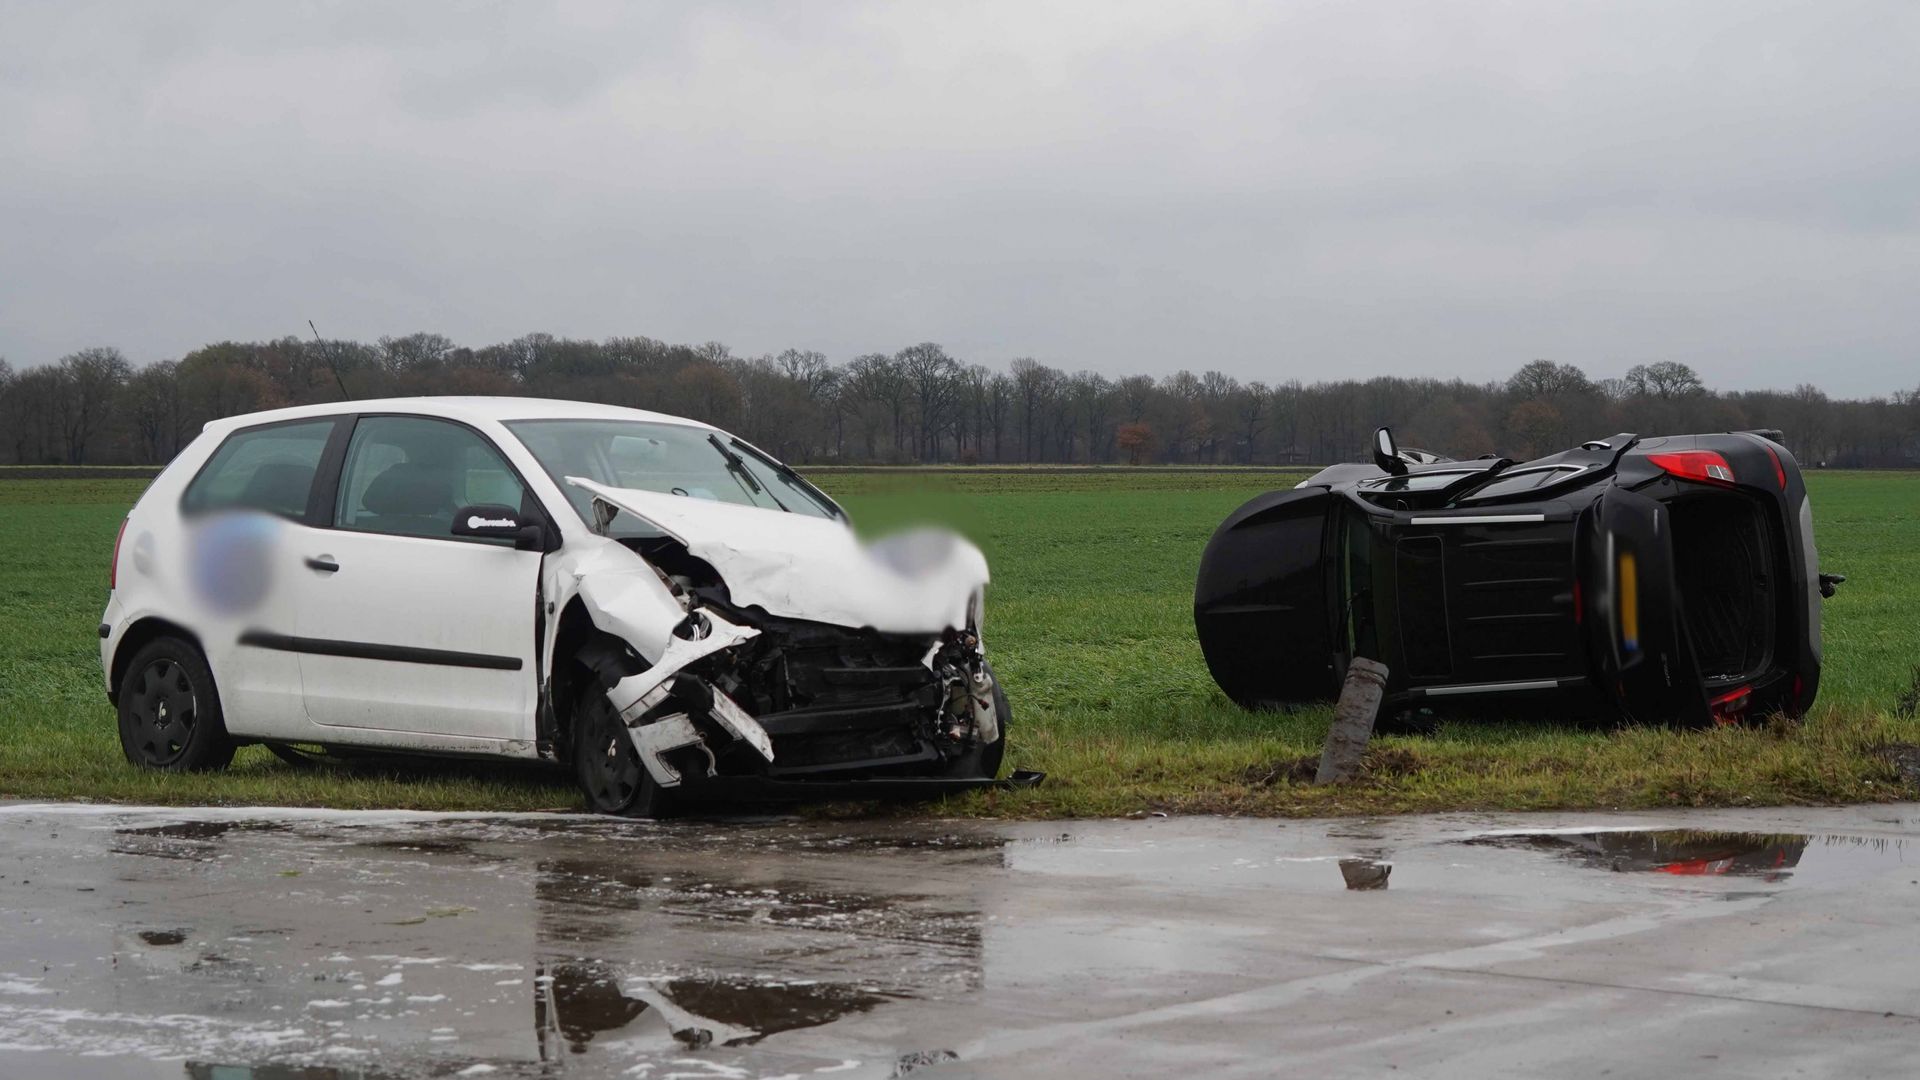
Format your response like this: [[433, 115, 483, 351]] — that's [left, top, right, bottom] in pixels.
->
[[116, 636, 235, 772]]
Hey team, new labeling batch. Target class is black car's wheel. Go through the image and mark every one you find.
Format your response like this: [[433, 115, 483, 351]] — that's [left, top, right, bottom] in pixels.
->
[[116, 636, 235, 772], [945, 664, 1010, 780], [573, 680, 674, 818]]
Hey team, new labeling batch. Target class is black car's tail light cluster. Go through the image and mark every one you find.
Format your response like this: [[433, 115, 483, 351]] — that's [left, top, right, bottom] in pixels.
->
[[1647, 450, 1736, 486]]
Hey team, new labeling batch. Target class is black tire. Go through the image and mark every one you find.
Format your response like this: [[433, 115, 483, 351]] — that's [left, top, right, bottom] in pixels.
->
[[116, 636, 235, 772], [945, 664, 1010, 780], [572, 679, 674, 818]]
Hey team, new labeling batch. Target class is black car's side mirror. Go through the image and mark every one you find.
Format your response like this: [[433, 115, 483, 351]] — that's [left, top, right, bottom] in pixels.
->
[[1372, 427, 1407, 476], [452, 504, 547, 551]]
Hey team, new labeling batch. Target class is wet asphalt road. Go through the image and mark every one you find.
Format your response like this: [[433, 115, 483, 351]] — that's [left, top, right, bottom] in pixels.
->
[[2, 802, 1918, 1079]]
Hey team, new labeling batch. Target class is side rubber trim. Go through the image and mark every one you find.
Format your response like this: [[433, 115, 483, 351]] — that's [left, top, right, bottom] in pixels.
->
[[239, 630, 523, 671]]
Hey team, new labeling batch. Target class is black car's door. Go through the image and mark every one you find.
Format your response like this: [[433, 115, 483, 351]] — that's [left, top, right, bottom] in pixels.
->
[[1577, 486, 1711, 726]]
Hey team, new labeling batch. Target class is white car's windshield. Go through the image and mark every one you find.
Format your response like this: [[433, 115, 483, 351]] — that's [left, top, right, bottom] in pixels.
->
[[505, 418, 840, 537]]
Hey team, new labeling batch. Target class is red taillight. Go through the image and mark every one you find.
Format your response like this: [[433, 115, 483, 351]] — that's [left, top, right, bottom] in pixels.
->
[[1709, 685, 1750, 726], [1647, 450, 1736, 486], [1763, 444, 1787, 491], [110, 518, 128, 590], [1571, 579, 1583, 624]]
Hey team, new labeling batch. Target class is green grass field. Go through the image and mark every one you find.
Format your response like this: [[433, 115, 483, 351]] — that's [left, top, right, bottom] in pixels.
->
[[3, 469, 1917, 817]]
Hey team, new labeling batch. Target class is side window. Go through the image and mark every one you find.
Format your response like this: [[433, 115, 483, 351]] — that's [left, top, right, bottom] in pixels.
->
[[334, 416, 528, 541], [182, 420, 335, 520]]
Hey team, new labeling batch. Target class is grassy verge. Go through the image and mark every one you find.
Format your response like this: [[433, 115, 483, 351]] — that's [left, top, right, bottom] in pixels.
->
[[2, 469, 1917, 818]]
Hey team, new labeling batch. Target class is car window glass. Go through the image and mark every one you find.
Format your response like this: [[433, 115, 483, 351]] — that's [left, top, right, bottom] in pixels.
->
[[504, 418, 836, 540], [182, 420, 334, 520], [334, 416, 527, 541], [1467, 466, 1583, 500], [1359, 470, 1475, 493]]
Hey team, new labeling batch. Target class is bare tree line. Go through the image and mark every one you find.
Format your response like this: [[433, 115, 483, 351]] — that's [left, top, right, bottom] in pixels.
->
[[2, 335, 1916, 468]]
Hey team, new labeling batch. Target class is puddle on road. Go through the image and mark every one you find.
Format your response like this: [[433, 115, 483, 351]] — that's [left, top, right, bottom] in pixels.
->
[[118, 820, 293, 841], [1467, 829, 1912, 884], [186, 1064, 396, 1080], [110, 820, 295, 862]]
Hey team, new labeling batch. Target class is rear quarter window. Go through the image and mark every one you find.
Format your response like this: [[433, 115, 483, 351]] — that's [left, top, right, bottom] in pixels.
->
[[181, 420, 336, 520]]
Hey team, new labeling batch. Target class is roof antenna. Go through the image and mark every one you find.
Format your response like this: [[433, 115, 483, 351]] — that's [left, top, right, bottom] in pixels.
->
[[308, 319, 353, 400]]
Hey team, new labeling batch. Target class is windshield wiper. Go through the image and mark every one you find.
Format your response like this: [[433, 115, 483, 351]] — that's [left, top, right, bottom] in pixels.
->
[[730, 438, 842, 519], [707, 433, 788, 511]]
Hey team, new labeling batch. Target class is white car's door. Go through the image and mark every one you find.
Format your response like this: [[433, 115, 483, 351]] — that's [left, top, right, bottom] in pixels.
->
[[287, 414, 543, 743]]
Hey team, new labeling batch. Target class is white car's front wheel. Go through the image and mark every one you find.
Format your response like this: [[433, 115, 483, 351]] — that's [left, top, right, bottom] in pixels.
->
[[944, 663, 1009, 780], [572, 680, 674, 818]]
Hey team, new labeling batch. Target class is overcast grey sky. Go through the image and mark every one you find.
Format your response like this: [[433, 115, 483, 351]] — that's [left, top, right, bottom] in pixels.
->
[[3, 1, 1916, 395]]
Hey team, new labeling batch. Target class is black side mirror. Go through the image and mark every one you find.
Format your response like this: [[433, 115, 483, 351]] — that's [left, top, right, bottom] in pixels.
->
[[1372, 427, 1407, 476], [452, 504, 546, 550]]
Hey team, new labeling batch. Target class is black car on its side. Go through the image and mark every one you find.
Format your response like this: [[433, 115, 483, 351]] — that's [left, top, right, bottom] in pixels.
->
[[1194, 428, 1838, 727]]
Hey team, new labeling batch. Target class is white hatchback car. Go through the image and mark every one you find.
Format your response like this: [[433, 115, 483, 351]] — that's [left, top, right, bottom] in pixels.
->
[[101, 397, 1011, 815]]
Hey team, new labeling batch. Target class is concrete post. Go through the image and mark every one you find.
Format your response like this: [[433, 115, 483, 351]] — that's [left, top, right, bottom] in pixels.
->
[[1315, 657, 1389, 784]]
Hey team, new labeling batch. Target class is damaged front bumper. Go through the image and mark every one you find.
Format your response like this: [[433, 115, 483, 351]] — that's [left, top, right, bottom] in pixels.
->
[[602, 606, 1009, 794]]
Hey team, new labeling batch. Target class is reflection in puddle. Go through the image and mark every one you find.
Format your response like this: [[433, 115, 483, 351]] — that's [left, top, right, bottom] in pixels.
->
[[522, 844, 974, 1066], [1468, 829, 1910, 883], [639, 975, 887, 1046], [533, 962, 891, 1058], [536, 961, 649, 1055], [1338, 858, 1392, 890]]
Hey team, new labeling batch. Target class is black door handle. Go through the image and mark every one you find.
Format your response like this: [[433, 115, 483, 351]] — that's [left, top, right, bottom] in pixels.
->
[[304, 557, 340, 573]]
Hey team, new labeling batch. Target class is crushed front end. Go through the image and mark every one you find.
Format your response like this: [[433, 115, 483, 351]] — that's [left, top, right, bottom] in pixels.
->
[[590, 537, 1007, 799]]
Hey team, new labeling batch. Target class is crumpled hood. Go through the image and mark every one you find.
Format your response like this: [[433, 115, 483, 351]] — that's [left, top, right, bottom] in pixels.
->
[[566, 477, 989, 636]]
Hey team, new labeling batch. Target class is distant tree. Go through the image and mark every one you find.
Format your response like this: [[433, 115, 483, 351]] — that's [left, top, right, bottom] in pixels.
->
[[50, 347, 133, 463], [6, 366, 66, 463], [378, 332, 457, 374], [895, 343, 960, 460], [1506, 359, 1593, 400], [1506, 400, 1563, 460], [1068, 371, 1114, 463], [1117, 374, 1155, 422], [672, 361, 741, 428], [843, 353, 903, 460], [985, 372, 1013, 462], [1009, 358, 1060, 463], [1116, 421, 1155, 465], [1624, 361, 1705, 399], [122, 361, 187, 462], [775, 349, 835, 401], [1233, 380, 1270, 463]]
